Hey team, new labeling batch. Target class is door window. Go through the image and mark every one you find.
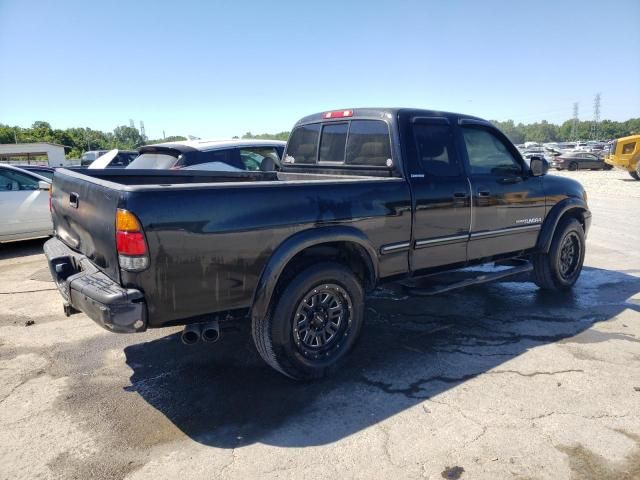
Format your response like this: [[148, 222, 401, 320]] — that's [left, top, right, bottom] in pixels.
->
[[240, 147, 280, 171], [412, 123, 461, 177], [462, 127, 522, 175], [0, 170, 39, 191]]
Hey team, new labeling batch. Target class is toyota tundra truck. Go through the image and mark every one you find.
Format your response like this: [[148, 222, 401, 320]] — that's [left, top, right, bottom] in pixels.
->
[[44, 108, 591, 380]]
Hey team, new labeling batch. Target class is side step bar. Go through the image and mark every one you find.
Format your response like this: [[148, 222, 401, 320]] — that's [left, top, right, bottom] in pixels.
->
[[405, 262, 533, 297]]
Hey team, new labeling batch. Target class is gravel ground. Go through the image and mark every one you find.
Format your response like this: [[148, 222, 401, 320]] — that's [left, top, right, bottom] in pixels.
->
[[0, 169, 638, 480]]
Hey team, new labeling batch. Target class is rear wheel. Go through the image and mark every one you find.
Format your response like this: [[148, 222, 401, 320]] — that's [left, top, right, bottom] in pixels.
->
[[631, 166, 640, 180], [252, 262, 364, 380], [568, 162, 579, 171], [532, 217, 585, 290]]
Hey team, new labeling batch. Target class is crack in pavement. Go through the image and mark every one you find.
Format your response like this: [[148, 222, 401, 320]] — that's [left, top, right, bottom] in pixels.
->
[[360, 369, 585, 399]]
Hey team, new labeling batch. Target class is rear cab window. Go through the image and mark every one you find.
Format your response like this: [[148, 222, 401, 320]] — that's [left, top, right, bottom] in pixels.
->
[[285, 119, 392, 168]]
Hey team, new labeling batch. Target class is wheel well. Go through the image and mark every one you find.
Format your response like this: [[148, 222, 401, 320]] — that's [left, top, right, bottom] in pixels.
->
[[275, 242, 376, 298], [560, 208, 586, 232]]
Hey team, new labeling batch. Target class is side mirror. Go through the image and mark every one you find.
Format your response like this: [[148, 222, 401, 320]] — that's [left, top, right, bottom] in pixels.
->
[[38, 180, 50, 190], [529, 156, 548, 177]]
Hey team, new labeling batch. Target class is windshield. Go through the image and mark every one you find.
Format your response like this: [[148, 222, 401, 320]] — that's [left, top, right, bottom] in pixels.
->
[[127, 153, 179, 169]]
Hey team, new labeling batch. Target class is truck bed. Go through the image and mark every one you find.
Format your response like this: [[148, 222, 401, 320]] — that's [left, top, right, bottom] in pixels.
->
[[51, 168, 411, 327]]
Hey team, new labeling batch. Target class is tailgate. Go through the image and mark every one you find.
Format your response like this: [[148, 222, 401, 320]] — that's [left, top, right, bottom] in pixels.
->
[[51, 169, 122, 283]]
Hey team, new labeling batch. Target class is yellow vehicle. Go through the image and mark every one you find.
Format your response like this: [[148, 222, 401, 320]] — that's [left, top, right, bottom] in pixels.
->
[[605, 134, 640, 180]]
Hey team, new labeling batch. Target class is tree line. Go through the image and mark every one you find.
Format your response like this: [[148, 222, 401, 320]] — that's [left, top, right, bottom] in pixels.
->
[[490, 118, 640, 145], [0, 121, 188, 159], [1, 117, 638, 159]]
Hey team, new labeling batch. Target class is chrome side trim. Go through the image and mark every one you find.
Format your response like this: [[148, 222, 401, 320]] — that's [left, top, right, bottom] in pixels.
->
[[415, 234, 469, 248], [380, 241, 411, 255], [470, 224, 541, 239]]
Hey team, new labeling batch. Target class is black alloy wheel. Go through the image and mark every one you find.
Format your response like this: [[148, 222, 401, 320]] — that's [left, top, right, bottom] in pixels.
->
[[292, 283, 352, 359], [558, 231, 581, 281]]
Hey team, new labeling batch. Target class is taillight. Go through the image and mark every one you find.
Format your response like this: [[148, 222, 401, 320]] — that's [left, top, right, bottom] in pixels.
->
[[323, 109, 353, 119], [116, 209, 149, 271]]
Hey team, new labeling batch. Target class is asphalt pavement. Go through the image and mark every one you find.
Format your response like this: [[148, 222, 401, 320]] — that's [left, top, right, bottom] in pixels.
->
[[0, 170, 638, 480]]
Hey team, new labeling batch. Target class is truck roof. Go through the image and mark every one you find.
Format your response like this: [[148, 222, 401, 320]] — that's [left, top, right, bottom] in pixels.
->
[[293, 108, 488, 126]]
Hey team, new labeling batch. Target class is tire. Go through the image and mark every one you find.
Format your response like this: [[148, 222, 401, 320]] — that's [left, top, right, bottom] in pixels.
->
[[532, 217, 585, 290], [631, 167, 640, 180], [568, 162, 579, 171], [252, 262, 365, 380]]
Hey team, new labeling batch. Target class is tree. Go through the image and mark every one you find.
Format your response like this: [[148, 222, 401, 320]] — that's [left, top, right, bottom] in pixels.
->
[[242, 131, 289, 141], [113, 125, 145, 148]]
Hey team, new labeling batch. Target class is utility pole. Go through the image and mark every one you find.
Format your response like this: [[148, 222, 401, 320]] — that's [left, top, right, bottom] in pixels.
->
[[590, 93, 601, 140], [139, 121, 146, 140], [163, 130, 166, 140], [570, 102, 579, 141]]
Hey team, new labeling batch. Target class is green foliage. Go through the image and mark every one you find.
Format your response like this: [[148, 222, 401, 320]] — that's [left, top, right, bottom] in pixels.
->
[[242, 131, 289, 141], [2, 116, 637, 161], [0, 121, 187, 158], [145, 135, 188, 144], [491, 118, 640, 144]]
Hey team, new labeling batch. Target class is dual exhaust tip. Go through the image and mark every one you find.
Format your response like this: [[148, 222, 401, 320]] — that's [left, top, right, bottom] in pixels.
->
[[181, 320, 220, 345]]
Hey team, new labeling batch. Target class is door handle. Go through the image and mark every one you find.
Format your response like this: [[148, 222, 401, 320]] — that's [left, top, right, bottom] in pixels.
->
[[477, 190, 491, 198], [499, 176, 523, 184], [69, 192, 79, 209]]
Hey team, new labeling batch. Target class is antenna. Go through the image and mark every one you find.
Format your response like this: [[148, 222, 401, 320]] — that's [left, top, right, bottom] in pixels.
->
[[139, 121, 146, 139], [570, 102, 579, 141], [590, 93, 601, 140]]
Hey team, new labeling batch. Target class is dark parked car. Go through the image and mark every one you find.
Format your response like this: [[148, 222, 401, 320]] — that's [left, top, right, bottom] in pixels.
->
[[552, 151, 611, 171], [44, 108, 590, 380]]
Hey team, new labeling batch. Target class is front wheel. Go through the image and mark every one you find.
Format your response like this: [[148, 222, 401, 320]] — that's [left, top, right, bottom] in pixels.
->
[[568, 162, 579, 171], [532, 218, 585, 290], [631, 168, 640, 180], [252, 262, 364, 380]]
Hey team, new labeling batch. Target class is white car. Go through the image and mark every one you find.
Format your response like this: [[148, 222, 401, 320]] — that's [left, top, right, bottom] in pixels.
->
[[127, 139, 286, 171], [0, 164, 53, 243]]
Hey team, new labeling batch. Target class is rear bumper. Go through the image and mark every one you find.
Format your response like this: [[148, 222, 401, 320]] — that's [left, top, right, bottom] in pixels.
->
[[44, 237, 147, 333]]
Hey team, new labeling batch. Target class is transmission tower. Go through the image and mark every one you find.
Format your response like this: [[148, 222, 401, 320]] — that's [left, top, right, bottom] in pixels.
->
[[590, 93, 601, 140], [570, 102, 579, 140], [139, 121, 146, 139]]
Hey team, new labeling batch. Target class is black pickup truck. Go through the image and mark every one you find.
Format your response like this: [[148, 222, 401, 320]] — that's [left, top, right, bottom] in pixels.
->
[[44, 108, 591, 380]]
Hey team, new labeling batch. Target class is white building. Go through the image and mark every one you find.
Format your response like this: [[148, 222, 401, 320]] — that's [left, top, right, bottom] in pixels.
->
[[0, 142, 70, 167]]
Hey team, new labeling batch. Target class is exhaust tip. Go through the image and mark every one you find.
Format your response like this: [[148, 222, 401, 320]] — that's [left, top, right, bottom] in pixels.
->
[[181, 324, 201, 345], [202, 327, 220, 343]]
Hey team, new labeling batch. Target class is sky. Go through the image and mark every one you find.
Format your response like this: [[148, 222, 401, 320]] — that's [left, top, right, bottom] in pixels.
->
[[0, 0, 639, 140]]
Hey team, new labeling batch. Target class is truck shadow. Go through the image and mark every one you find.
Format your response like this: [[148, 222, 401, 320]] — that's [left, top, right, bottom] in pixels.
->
[[124, 266, 640, 449]]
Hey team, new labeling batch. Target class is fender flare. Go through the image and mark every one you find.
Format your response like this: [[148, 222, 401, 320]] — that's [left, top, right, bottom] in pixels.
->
[[250, 226, 379, 322], [536, 197, 591, 253]]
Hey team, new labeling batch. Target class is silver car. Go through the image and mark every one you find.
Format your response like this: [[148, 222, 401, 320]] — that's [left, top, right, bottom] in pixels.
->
[[0, 164, 53, 243]]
